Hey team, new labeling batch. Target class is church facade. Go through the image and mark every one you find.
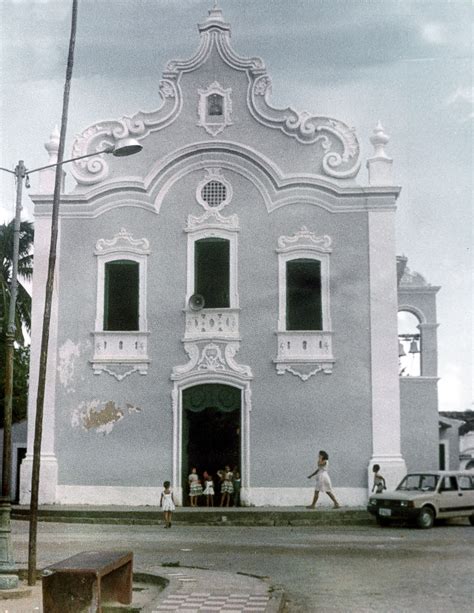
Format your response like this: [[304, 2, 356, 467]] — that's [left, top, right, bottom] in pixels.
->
[[20, 6, 440, 507]]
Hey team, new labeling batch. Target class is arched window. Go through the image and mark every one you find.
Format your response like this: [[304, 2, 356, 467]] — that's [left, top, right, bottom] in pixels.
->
[[398, 310, 421, 376]]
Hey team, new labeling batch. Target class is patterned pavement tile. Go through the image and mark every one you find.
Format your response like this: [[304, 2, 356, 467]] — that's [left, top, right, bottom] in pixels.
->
[[152, 591, 270, 612]]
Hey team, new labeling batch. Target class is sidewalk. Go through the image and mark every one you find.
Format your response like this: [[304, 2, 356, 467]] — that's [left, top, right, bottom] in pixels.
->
[[0, 566, 284, 612], [12, 504, 373, 527]]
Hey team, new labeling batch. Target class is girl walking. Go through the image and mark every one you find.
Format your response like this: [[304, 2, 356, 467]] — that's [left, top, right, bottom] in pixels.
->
[[307, 450, 341, 509], [160, 480, 175, 528]]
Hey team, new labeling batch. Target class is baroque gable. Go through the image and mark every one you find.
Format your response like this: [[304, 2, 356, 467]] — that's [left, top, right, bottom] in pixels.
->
[[69, 5, 361, 188]]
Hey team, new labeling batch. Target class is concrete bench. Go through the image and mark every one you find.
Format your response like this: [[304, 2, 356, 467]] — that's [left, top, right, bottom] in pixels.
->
[[42, 550, 133, 613]]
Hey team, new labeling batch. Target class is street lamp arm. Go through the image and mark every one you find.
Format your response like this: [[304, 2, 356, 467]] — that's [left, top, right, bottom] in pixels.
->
[[5, 137, 142, 178], [25, 147, 114, 175]]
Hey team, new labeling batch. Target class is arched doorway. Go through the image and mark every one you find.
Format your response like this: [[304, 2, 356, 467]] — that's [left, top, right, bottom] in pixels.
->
[[182, 384, 241, 503]]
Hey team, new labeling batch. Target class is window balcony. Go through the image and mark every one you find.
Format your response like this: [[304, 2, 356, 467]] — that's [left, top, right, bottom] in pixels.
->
[[184, 308, 240, 341], [91, 331, 150, 376], [274, 330, 335, 379]]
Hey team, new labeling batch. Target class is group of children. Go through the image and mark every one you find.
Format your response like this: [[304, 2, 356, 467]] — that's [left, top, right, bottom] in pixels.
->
[[160, 455, 387, 526], [159, 466, 240, 528], [188, 466, 241, 507]]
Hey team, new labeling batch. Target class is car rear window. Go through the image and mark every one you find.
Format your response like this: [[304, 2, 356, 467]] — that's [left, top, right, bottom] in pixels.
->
[[459, 476, 474, 490]]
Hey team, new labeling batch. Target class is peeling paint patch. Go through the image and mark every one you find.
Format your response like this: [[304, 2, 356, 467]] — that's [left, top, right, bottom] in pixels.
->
[[126, 403, 141, 414], [72, 400, 141, 435], [58, 339, 81, 392]]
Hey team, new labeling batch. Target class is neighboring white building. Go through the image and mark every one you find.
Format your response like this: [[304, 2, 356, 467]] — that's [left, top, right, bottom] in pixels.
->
[[20, 6, 441, 507], [439, 411, 474, 471]]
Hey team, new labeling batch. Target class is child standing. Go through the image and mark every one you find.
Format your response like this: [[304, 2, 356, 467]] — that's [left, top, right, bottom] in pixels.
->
[[307, 450, 341, 509], [372, 464, 387, 494], [203, 473, 215, 507], [233, 469, 241, 507], [220, 465, 234, 507], [160, 481, 175, 528], [188, 467, 203, 507]]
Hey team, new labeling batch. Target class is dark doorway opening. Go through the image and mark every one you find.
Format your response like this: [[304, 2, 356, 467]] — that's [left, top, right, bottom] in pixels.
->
[[182, 384, 241, 505], [14, 447, 27, 503]]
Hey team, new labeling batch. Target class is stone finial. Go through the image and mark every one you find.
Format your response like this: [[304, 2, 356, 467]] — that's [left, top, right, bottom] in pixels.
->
[[207, 1, 224, 22], [370, 121, 390, 158], [38, 125, 65, 194], [366, 121, 394, 186], [44, 125, 60, 161]]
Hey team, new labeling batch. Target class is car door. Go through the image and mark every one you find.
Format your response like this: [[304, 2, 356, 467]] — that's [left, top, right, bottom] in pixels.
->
[[457, 475, 474, 517], [437, 476, 465, 518]]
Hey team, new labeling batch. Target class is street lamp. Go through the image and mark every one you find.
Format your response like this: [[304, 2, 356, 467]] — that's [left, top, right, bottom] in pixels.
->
[[0, 138, 142, 588]]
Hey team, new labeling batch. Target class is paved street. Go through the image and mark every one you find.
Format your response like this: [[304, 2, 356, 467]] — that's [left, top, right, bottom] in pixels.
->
[[10, 520, 474, 612]]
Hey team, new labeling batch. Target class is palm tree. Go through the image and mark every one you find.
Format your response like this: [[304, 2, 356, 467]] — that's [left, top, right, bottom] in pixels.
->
[[0, 219, 34, 344]]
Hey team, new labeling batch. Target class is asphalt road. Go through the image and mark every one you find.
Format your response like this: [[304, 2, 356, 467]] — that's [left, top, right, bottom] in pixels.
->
[[11, 520, 474, 612]]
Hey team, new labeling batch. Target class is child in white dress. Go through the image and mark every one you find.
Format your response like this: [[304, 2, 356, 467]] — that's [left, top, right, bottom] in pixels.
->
[[160, 480, 175, 528], [307, 450, 341, 509], [203, 474, 215, 507]]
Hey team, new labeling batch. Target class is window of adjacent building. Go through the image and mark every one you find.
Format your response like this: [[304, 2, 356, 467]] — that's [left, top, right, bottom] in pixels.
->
[[104, 260, 139, 331], [195, 238, 230, 308], [286, 258, 322, 330], [207, 94, 223, 116]]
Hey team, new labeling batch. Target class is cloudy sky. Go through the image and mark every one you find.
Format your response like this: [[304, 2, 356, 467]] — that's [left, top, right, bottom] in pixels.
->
[[0, 0, 472, 411]]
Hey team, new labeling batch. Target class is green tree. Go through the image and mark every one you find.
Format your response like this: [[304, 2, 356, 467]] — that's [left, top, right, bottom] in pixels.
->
[[0, 219, 34, 425]]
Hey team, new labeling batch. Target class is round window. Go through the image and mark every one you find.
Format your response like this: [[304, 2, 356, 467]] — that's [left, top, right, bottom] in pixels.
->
[[201, 180, 227, 208]]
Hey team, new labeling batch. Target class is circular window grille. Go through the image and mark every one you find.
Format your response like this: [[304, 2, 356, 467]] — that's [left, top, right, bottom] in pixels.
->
[[201, 181, 227, 208]]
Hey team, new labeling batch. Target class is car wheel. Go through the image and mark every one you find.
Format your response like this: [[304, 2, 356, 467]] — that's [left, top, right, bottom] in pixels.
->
[[469, 515, 474, 526], [376, 516, 391, 527], [416, 506, 435, 529]]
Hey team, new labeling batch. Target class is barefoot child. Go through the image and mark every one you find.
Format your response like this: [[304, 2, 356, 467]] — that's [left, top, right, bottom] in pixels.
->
[[372, 464, 387, 494], [160, 480, 175, 528]]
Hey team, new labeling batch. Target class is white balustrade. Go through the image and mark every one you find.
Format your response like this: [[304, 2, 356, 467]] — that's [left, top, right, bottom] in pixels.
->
[[92, 331, 149, 362], [276, 330, 333, 362], [184, 308, 240, 340]]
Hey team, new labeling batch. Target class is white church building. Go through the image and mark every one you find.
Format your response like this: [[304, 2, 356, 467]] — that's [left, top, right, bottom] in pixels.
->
[[20, 5, 440, 507]]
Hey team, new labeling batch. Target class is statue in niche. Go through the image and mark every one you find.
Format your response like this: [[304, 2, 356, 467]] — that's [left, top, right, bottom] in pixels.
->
[[208, 94, 223, 116]]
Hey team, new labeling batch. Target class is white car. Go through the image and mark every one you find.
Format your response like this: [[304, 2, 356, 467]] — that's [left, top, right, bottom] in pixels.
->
[[367, 471, 474, 528]]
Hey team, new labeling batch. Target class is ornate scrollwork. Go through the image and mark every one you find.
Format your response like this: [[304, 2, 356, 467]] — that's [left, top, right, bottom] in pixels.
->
[[249, 77, 361, 179], [172, 341, 252, 381], [70, 79, 180, 185], [277, 226, 332, 253], [95, 228, 150, 255]]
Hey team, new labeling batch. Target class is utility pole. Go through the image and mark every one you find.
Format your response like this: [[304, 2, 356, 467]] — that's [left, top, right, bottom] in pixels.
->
[[27, 0, 78, 586]]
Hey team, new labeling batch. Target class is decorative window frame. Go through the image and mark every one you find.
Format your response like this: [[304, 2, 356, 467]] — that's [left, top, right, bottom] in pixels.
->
[[91, 228, 150, 380], [197, 81, 233, 137], [184, 170, 240, 342], [186, 227, 239, 307], [274, 226, 335, 380]]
